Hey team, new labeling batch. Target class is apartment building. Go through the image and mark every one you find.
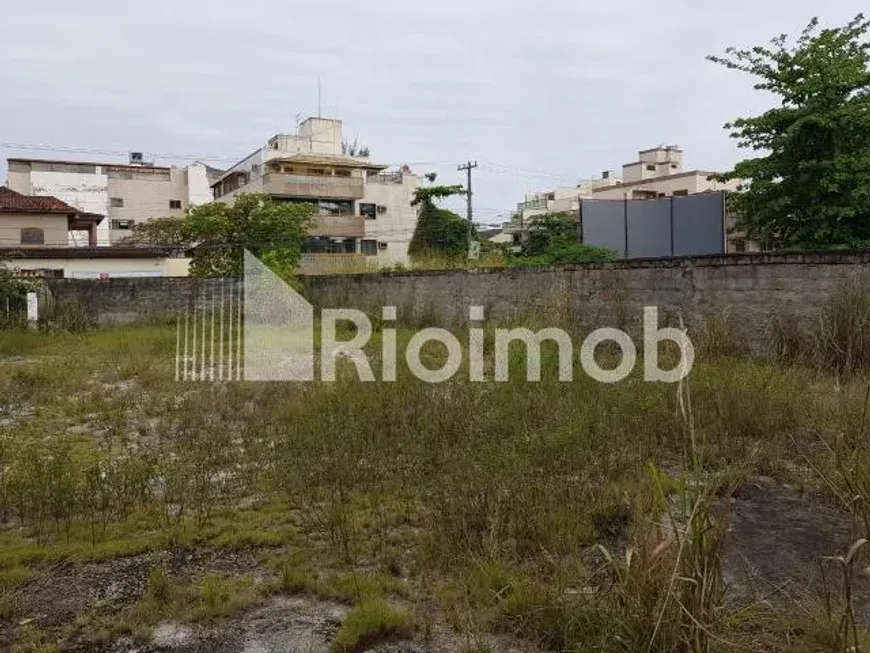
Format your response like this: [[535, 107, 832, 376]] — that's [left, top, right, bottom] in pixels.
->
[[504, 146, 747, 251], [211, 117, 419, 273], [6, 155, 222, 245], [590, 146, 739, 200]]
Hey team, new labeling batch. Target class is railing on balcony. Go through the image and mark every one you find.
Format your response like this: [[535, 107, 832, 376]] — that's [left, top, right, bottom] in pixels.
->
[[308, 214, 366, 238], [298, 253, 378, 276], [369, 171, 403, 184], [262, 172, 364, 200]]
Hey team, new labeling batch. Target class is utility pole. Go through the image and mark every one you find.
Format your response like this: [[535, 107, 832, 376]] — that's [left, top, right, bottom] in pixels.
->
[[458, 160, 478, 258]]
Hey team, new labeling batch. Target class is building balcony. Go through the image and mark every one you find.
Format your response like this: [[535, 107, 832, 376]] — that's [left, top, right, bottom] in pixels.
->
[[262, 172, 364, 200], [298, 253, 375, 275], [308, 214, 366, 238]]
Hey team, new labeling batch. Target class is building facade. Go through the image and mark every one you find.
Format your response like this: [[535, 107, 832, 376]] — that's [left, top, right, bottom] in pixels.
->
[[211, 117, 419, 273], [6, 156, 222, 245]]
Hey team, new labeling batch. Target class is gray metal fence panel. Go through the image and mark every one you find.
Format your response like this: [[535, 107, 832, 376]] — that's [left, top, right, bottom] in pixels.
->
[[626, 197, 672, 258], [581, 191, 725, 258], [672, 192, 725, 256], [579, 199, 626, 256]]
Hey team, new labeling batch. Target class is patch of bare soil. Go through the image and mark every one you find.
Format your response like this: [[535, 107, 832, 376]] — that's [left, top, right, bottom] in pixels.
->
[[0, 548, 262, 650], [724, 476, 870, 623]]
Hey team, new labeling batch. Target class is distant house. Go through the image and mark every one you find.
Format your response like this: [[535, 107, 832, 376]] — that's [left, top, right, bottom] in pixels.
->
[[0, 186, 189, 278], [6, 156, 222, 245], [0, 185, 104, 247]]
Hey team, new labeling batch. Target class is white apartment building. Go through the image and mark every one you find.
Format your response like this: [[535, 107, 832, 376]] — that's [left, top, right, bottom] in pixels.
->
[[211, 117, 419, 273], [6, 155, 222, 245]]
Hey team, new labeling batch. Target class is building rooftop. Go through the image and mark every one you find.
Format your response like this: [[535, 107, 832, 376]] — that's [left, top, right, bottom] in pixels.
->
[[7, 157, 172, 172], [0, 186, 102, 221]]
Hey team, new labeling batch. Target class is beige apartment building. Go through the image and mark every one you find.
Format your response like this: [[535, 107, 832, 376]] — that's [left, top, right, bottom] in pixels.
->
[[506, 145, 748, 251], [6, 155, 222, 245], [212, 117, 419, 273]]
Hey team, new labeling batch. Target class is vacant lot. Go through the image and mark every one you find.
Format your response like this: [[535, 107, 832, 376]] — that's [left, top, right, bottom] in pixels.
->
[[1, 297, 870, 652]]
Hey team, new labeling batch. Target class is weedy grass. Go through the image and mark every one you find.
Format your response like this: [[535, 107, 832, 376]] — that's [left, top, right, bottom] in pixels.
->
[[331, 599, 414, 652], [1, 281, 870, 652]]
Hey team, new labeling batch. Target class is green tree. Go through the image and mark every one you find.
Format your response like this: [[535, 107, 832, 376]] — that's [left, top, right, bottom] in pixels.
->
[[408, 174, 470, 258], [709, 14, 870, 249], [522, 212, 578, 257], [120, 196, 313, 279], [516, 212, 617, 265], [185, 194, 313, 279], [121, 217, 190, 247]]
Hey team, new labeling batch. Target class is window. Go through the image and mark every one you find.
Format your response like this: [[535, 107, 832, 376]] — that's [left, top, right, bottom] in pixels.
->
[[110, 197, 124, 207], [334, 168, 352, 177], [111, 219, 134, 230], [378, 241, 388, 251], [169, 200, 182, 209], [645, 164, 656, 172], [377, 205, 387, 214], [317, 200, 353, 216], [672, 189, 689, 196], [307, 168, 326, 176], [20, 227, 44, 245], [671, 164, 678, 169], [734, 239, 746, 253], [361, 239, 378, 255], [359, 203, 377, 219]]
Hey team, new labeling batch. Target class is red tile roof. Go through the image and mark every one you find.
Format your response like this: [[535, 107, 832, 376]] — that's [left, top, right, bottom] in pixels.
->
[[0, 186, 90, 214]]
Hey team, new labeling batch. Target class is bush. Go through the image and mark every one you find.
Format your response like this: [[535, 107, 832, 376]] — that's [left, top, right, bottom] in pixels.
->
[[332, 599, 414, 652]]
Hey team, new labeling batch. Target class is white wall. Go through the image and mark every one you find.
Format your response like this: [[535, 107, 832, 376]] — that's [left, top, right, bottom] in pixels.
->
[[185, 163, 213, 206], [30, 170, 110, 245], [361, 174, 419, 265], [2, 256, 191, 278]]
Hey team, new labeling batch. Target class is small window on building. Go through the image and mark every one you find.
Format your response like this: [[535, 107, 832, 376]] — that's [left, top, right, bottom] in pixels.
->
[[377, 205, 387, 214], [360, 203, 377, 219], [672, 189, 689, 196], [169, 200, 182, 209], [378, 241, 388, 251], [361, 239, 378, 256], [20, 227, 44, 245], [646, 164, 656, 172], [671, 164, 678, 169], [110, 197, 124, 207], [307, 168, 326, 176], [335, 168, 352, 177], [111, 219, 134, 230], [734, 239, 747, 253]]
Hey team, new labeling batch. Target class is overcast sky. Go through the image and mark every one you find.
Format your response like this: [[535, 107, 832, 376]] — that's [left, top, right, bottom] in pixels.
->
[[0, 1, 865, 224]]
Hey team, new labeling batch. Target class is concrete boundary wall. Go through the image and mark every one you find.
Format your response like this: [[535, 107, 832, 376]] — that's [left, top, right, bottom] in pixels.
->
[[45, 250, 870, 352]]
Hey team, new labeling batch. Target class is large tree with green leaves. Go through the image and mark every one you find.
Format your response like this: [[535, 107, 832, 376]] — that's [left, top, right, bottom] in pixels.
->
[[709, 14, 870, 249], [123, 195, 313, 279], [185, 194, 313, 279], [408, 174, 471, 258]]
